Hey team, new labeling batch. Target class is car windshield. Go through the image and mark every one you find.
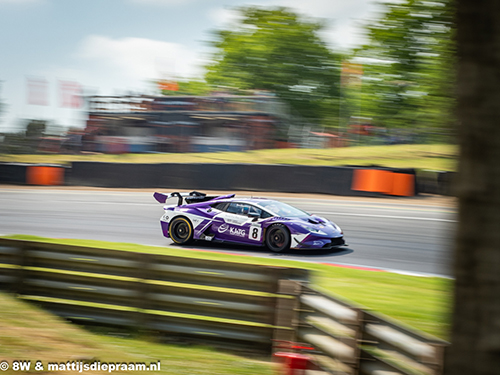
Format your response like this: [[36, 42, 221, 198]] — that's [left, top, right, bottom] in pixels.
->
[[258, 200, 310, 218]]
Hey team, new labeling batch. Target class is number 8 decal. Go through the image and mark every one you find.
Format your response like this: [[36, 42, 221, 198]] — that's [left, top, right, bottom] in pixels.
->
[[249, 226, 262, 241]]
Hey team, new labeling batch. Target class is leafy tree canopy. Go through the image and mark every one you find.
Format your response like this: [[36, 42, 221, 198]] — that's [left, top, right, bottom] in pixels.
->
[[205, 6, 340, 122], [159, 79, 212, 96], [351, 0, 455, 141], [25, 119, 46, 139]]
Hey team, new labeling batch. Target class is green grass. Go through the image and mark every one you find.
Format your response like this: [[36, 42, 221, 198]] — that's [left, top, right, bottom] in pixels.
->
[[314, 268, 452, 339], [0, 144, 458, 171], [0, 293, 275, 375], [2, 235, 452, 340]]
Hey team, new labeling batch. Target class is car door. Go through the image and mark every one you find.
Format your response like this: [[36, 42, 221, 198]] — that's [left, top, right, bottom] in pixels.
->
[[212, 202, 265, 244]]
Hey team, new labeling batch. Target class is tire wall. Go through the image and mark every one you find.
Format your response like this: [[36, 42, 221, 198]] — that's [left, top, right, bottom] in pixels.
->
[[67, 162, 422, 197], [0, 161, 456, 196], [416, 170, 457, 196], [0, 163, 68, 186]]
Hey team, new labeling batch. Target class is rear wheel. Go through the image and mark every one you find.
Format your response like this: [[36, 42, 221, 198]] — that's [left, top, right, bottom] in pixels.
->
[[169, 217, 194, 245], [266, 224, 290, 253]]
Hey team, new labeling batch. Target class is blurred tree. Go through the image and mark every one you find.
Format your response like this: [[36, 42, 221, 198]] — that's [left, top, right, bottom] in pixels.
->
[[205, 6, 340, 123], [159, 79, 212, 96], [444, 1, 500, 374], [352, 0, 455, 143], [0, 119, 48, 154], [23, 119, 47, 153], [25, 119, 46, 139]]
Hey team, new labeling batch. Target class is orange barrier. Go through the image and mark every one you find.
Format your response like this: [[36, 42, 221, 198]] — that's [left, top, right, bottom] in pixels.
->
[[26, 166, 64, 186], [392, 172, 415, 196], [352, 169, 414, 196]]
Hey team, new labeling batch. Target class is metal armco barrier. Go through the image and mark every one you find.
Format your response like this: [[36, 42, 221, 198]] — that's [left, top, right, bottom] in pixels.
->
[[0, 238, 308, 352], [292, 284, 448, 375]]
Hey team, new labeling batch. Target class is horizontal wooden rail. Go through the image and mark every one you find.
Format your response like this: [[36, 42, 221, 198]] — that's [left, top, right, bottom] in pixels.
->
[[293, 284, 448, 375], [0, 238, 308, 352], [0, 238, 449, 369]]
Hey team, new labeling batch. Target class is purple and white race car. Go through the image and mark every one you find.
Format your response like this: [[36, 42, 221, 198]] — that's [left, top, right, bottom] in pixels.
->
[[154, 191, 346, 252]]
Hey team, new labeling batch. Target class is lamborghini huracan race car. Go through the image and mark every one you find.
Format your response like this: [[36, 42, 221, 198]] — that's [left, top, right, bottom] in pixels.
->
[[154, 191, 346, 252]]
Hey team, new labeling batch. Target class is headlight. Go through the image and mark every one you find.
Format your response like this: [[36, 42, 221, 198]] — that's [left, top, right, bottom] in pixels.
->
[[329, 221, 341, 231], [302, 225, 328, 235], [301, 224, 319, 233]]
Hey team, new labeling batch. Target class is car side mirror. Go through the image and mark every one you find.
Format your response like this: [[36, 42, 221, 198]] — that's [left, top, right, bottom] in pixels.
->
[[248, 212, 260, 221]]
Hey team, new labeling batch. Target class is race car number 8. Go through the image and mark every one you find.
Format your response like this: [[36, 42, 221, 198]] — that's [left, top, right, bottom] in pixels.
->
[[249, 226, 261, 240]]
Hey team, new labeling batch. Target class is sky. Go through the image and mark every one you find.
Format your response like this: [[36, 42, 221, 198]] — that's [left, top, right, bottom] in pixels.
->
[[0, 0, 382, 133]]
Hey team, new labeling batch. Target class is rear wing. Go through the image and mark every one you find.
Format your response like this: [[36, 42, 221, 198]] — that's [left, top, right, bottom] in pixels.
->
[[153, 191, 235, 206]]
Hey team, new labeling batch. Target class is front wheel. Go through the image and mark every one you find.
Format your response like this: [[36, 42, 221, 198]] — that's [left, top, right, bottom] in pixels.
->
[[169, 217, 194, 245], [265, 224, 290, 253]]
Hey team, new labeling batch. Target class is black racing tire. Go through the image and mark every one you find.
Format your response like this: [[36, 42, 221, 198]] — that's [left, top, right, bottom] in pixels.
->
[[169, 216, 194, 245], [265, 224, 291, 253]]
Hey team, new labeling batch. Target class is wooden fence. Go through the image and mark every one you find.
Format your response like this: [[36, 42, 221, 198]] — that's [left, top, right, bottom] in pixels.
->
[[0, 238, 448, 374]]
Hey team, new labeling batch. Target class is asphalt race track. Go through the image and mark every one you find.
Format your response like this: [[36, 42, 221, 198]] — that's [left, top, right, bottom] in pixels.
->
[[0, 188, 457, 277]]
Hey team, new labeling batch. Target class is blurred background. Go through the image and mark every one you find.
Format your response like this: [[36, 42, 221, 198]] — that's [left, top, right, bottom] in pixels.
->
[[0, 0, 454, 155]]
